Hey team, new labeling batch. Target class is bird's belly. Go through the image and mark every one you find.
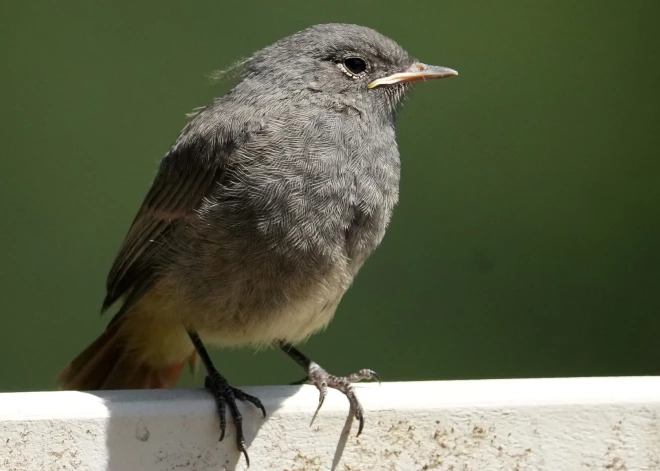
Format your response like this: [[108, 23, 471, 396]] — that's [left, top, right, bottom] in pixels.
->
[[199, 293, 342, 348], [162, 259, 353, 348]]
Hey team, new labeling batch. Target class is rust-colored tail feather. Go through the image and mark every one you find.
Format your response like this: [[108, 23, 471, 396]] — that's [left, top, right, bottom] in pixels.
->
[[58, 320, 187, 390]]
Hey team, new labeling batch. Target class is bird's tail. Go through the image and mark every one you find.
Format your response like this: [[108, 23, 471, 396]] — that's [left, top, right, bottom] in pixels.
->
[[58, 313, 196, 390]]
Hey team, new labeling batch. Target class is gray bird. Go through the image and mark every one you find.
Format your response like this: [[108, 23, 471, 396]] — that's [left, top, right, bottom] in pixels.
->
[[59, 23, 457, 464]]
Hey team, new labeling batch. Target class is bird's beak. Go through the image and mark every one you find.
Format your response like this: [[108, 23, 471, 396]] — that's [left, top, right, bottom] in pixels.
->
[[367, 63, 458, 89]]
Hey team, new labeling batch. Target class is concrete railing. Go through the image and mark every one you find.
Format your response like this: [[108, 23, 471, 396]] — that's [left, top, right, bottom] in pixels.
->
[[1, 377, 659, 470]]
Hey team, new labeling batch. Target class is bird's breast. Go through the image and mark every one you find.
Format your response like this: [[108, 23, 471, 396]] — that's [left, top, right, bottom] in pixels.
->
[[168, 110, 400, 344]]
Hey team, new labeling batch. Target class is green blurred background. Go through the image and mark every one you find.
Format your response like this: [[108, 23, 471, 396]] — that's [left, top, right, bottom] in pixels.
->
[[1, 1, 659, 392]]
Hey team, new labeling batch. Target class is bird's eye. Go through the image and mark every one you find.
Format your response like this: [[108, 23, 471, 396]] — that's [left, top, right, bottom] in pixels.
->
[[342, 57, 367, 77]]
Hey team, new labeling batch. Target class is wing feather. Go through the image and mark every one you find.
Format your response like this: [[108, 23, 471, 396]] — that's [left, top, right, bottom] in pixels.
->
[[102, 129, 227, 314]]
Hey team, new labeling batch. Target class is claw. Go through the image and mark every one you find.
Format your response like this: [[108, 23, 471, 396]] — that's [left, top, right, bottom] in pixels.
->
[[204, 371, 266, 467], [355, 404, 365, 436], [233, 389, 267, 418], [303, 364, 378, 435], [369, 370, 381, 385], [241, 446, 250, 468], [314, 385, 327, 415], [279, 342, 378, 436], [218, 398, 227, 441]]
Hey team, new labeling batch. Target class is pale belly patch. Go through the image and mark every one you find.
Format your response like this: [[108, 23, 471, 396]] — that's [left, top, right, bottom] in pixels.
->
[[200, 293, 343, 347], [178, 262, 352, 348]]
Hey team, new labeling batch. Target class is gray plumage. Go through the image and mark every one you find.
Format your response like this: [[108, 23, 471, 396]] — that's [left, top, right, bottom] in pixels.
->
[[105, 24, 411, 347]]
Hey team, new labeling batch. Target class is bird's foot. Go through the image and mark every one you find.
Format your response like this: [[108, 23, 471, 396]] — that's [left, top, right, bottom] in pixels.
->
[[294, 363, 379, 436], [205, 371, 266, 467]]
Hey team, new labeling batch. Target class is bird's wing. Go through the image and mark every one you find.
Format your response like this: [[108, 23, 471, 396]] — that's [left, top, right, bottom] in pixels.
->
[[103, 126, 227, 318]]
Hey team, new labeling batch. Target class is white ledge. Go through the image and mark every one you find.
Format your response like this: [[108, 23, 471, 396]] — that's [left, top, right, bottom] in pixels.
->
[[2, 377, 660, 470]]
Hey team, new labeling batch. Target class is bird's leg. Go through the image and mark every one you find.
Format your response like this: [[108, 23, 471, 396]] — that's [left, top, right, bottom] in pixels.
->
[[188, 330, 266, 467], [278, 341, 379, 436]]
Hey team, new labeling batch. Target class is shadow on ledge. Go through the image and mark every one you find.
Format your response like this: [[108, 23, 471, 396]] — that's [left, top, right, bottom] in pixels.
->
[[99, 384, 299, 471]]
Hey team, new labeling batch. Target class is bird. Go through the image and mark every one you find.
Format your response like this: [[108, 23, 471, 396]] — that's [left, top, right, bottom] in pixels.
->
[[58, 23, 457, 465]]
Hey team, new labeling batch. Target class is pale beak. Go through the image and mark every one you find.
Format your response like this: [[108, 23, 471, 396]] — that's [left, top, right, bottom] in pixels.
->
[[367, 63, 458, 89]]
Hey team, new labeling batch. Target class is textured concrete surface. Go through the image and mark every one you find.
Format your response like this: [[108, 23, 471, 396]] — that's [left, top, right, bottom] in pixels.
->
[[1, 378, 659, 470]]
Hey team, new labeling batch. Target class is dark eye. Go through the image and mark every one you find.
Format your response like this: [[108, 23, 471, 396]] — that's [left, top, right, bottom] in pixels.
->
[[343, 57, 367, 76]]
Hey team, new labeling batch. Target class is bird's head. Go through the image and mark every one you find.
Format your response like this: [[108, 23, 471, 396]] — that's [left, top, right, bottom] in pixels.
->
[[240, 23, 457, 116]]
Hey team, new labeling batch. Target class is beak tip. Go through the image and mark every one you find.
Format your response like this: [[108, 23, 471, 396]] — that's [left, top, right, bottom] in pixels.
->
[[433, 66, 458, 78]]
